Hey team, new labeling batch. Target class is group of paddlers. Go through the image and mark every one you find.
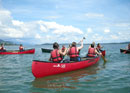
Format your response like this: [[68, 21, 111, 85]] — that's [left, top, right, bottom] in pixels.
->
[[49, 40, 104, 63], [0, 44, 24, 52]]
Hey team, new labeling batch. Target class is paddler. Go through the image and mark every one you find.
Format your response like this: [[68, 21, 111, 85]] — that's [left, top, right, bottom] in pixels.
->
[[19, 44, 24, 52], [96, 43, 103, 52], [67, 40, 83, 61], [62, 45, 65, 52], [0, 43, 6, 52], [127, 43, 130, 50], [49, 42, 67, 63], [87, 44, 101, 57]]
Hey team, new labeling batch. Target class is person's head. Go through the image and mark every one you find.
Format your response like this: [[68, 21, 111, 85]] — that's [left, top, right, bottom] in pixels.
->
[[71, 42, 76, 47], [91, 44, 94, 48], [53, 42, 59, 49], [92, 42, 95, 45], [1, 43, 4, 46], [20, 44, 22, 46], [97, 43, 100, 46]]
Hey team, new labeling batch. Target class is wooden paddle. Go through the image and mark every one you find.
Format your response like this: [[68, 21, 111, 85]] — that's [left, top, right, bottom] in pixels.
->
[[101, 54, 107, 62], [96, 47, 107, 62]]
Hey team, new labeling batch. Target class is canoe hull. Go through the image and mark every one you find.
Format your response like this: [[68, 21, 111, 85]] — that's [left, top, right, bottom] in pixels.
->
[[41, 48, 52, 53], [120, 49, 130, 54], [0, 49, 35, 55], [32, 56, 100, 78]]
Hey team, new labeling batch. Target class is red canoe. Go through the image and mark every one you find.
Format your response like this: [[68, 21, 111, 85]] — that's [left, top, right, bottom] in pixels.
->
[[32, 56, 101, 78], [0, 49, 35, 55], [101, 50, 106, 56]]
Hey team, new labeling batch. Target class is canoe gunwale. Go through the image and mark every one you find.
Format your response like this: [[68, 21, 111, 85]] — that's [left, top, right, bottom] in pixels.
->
[[33, 56, 99, 63]]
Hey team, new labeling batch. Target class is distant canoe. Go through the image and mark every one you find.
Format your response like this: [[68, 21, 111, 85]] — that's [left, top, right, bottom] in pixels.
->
[[41, 48, 52, 53], [120, 49, 130, 54], [0, 49, 35, 55], [32, 56, 101, 78]]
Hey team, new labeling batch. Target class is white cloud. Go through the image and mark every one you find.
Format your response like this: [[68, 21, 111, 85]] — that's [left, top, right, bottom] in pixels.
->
[[110, 35, 118, 40], [40, 25, 48, 32], [85, 13, 104, 18], [35, 34, 42, 39], [87, 28, 92, 33], [115, 23, 130, 27], [104, 29, 110, 33], [12, 20, 24, 26], [0, 9, 84, 44]]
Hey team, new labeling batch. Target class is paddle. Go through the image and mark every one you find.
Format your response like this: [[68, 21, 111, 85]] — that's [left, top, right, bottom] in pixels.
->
[[95, 44, 107, 62], [101, 54, 107, 62]]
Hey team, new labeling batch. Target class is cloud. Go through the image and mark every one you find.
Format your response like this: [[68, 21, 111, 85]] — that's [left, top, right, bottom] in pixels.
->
[[87, 28, 93, 33], [85, 13, 104, 18], [110, 35, 118, 40], [104, 29, 110, 33], [0, 9, 84, 44], [114, 23, 130, 27]]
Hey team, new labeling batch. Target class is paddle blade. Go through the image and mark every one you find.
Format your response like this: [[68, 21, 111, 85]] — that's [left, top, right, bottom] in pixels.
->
[[101, 55, 107, 62]]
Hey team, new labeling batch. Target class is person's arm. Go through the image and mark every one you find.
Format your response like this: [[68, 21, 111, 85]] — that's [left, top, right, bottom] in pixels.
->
[[77, 40, 83, 51], [95, 49, 101, 55], [49, 54, 52, 61], [59, 48, 67, 56]]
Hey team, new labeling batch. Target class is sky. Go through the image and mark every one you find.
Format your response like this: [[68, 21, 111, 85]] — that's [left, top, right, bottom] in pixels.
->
[[0, 0, 130, 44]]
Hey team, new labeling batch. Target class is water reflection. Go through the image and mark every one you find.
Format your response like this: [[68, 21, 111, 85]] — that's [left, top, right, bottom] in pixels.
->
[[32, 63, 100, 90]]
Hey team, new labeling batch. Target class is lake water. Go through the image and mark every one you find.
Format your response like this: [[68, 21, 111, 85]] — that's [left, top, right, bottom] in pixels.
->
[[0, 44, 130, 93]]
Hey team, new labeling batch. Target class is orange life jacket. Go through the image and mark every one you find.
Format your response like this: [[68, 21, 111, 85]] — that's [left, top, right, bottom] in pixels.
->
[[51, 49, 62, 62], [87, 48, 96, 57], [69, 47, 79, 58]]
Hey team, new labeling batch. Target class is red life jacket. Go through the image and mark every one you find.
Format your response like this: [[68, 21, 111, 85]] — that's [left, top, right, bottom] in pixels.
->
[[51, 49, 62, 62], [87, 48, 96, 57], [69, 47, 79, 58], [19, 46, 23, 50], [97, 45, 101, 49], [62, 46, 65, 52]]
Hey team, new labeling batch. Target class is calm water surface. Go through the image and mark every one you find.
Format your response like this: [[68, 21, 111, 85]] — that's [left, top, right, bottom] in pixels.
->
[[0, 44, 130, 93]]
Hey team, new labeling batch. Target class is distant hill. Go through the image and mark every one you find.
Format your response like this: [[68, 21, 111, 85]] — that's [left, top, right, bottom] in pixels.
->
[[0, 39, 17, 45]]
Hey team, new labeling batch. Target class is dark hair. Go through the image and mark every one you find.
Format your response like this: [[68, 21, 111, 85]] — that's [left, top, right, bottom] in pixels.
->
[[53, 42, 59, 49], [91, 44, 94, 48], [1, 44, 3, 46], [72, 42, 76, 47], [97, 43, 100, 46], [20, 44, 22, 46]]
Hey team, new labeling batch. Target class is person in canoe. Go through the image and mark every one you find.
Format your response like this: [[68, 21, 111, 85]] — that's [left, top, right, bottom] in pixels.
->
[[127, 43, 130, 50], [67, 40, 83, 61], [49, 42, 67, 63], [19, 44, 24, 52], [96, 43, 103, 52], [62, 45, 65, 52], [87, 44, 101, 57], [0, 44, 6, 52]]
